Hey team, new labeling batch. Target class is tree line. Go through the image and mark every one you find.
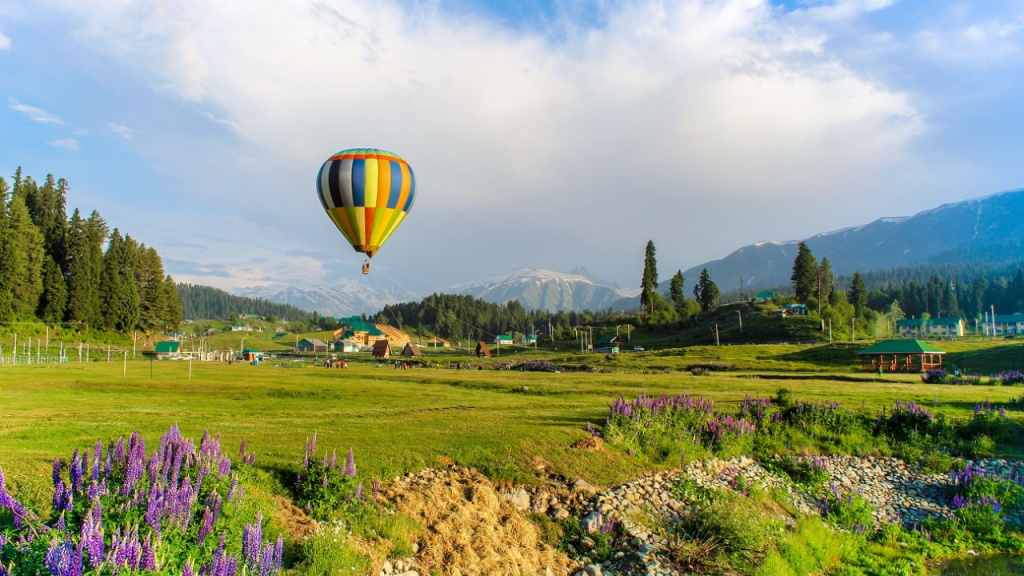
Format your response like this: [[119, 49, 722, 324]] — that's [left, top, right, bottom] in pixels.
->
[[789, 241, 1024, 333], [0, 169, 182, 331], [639, 240, 719, 324], [177, 284, 313, 322]]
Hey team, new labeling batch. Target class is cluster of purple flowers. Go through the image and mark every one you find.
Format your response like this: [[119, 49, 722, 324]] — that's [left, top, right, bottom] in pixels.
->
[[951, 492, 1002, 514], [739, 394, 771, 422], [241, 512, 284, 575], [0, 425, 285, 576], [608, 393, 716, 422], [992, 370, 1024, 385]]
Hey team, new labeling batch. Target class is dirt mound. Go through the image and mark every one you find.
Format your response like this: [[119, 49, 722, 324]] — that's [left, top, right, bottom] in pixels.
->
[[273, 495, 319, 540], [385, 466, 575, 576], [570, 436, 604, 452]]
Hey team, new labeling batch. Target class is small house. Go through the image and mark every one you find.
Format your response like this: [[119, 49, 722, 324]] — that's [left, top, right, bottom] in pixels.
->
[[230, 324, 252, 332], [524, 334, 539, 345], [296, 338, 329, 353], [333, 339, 362, 353], [153, 341, 181, 360], [401, 343, 423, 358], [596, 335, 622, 346], [474, 341, 492, 358], [780, 304, 808, 317], [494, 335, 514, 345], [857, 339, 945, 373], [372, 340, 392, 358], [242, 348, 262, 362], [982, 313, 1024, 335], [897, 317, 965, 338], [424, 338, 450, 348], [754, 290, 776, 302]]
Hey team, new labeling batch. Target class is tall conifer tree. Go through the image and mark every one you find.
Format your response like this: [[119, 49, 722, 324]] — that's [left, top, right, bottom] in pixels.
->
[[791, 242, 818, 304], [640, 241, 659, 316]]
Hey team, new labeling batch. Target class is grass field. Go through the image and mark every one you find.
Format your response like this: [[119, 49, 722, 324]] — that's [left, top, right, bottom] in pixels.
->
[[2, 341, 1023, 493]]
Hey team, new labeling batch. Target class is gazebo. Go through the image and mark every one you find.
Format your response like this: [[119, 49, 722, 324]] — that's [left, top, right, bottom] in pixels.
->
[[857, 339, 945, 373]]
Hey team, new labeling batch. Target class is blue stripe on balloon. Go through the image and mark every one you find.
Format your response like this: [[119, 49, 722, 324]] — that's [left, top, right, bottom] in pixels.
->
[[387, 161, 402, 209], [316, 162, 329, 211], [351, 159, 366, 207], [403, 167, 416, 212]]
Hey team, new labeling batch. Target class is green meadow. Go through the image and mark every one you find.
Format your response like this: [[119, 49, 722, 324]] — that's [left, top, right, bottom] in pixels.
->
[[2, 340, 1023, 489]]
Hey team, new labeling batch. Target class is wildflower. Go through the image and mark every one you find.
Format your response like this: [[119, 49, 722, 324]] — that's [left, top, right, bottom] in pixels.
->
[[346, 449, 356, 478]]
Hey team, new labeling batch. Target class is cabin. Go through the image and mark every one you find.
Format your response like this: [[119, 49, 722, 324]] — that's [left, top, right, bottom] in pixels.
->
[[474, 341, 492, 358], [857, 339, 945, 373], [779, 304, 808, 317], [153, 341, 181, 360], [372, 340, 393, 358], [401, 343, 423, 358], [230, 324, 253, 332], [242, 348, 262, 362], [897, 317, 965, 338], [524, 334, 539, 345], [333, 339, 362, 353], [596, 335, 622, 346], [754, 290, 776, 302], [982, 313, 1024, 336], [424, 338, 450, 348], [336, 321, 384, 346], [494, 335, 514, 345], [296, 338, 329, 353]]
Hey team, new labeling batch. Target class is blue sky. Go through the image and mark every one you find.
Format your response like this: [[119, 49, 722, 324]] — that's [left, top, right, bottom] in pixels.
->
[[1, 0, 1023, 294]]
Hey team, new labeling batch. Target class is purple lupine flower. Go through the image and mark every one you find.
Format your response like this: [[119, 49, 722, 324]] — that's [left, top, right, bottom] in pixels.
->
[[373, 479, 380, 501], [227, 477, 239, 502], [274, 534, 284, 571], [329, 450, 336, 470], [183, 560, 196, 576], [353, 484, 364, 502], [52, 459, 62, 488], [92, 442, 102, 482], [322, 451, 329, 467], [346, 449, 356, 478], [240, 438, 247, 460], [141, 534, 156, 570]]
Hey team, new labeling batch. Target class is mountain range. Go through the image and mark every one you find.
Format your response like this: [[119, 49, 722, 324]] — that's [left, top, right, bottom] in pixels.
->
[[681, 189, 1024, 293], [233, 189, 1024, 317], [234, 280, 419, 318], [445, 267, 639, 312]]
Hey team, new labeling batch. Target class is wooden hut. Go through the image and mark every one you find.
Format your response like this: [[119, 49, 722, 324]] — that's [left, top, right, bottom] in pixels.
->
[[474, 341, 491, 358], [401, 343, 423, 358], [372, 340, 392, 359], [857, 339, 945, 372]]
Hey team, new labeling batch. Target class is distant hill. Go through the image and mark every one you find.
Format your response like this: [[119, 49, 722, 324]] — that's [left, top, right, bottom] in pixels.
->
[[233, 280, 419, 318], [682, 189, 1024, 292], [177, 284, 311, 321], [445, 267, 639, 313]]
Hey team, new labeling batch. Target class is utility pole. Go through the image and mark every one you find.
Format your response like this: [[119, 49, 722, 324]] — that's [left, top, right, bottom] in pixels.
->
[[714, 324, 720, 346], [829, 319, 833, 343], [851, 318, 856, 342], [123, 351, 127, 378], [992, 305, 997, 337], [817, 269, 823, 316], [739, 275, 744, 301], [737, 311, 743, 332]]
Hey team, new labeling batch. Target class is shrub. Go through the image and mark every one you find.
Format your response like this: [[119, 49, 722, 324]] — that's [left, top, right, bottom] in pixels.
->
[[920, 451, 954, 474], [818, 484, 873, 533], [769, 455, 830, 487], [673, 489, 780, 569]]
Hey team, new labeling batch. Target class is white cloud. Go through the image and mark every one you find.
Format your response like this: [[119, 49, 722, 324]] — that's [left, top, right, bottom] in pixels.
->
[[48, 138, 80, 150], [9, 98, 63, 123], [108, 123, 135, 139], [0, 29, 10, 50], [41, 0, 935, 288]]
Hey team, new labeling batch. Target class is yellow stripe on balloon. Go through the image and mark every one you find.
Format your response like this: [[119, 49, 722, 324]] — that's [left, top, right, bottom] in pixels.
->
[[378, 211, 407, 248], [353, 207, 367, 249], [370, 207, 390, 246], [364, 158, 379, 208]]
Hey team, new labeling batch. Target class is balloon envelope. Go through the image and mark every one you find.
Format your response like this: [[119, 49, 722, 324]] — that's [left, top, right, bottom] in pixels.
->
[[316, 148, 416, 258]]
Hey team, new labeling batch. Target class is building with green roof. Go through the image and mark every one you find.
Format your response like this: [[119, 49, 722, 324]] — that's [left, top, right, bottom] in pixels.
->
[[857, 339, 945, 372], [897, 317, 964, 338], [153, 341, 181, 360], [982, 312, 1024, 336], [754, 290, 776, 302]]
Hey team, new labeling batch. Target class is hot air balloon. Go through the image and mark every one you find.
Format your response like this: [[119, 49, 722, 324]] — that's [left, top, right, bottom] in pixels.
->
[[316, 148, 416, 274]]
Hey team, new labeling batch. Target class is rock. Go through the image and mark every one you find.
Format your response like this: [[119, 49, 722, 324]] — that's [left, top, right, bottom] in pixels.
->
[[573, 479, 599, 495], [553, 508, 570, 520], [583, 565, 603, 576], [582, 511, 602, 533], [383, 560, 394, 574], [412, 543, 419, 553], [394, 572, 418, 576], [505, 489, 531, 510]]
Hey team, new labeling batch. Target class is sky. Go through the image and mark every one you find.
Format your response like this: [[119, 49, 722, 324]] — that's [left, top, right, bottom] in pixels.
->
[[1, 0, 1023, 295]]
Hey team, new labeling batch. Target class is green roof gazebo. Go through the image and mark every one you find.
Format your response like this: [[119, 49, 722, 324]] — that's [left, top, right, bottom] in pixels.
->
[[856, 339, 945, 373]]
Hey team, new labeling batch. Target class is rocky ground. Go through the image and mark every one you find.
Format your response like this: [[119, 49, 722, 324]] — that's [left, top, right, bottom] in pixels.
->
[[371, 456, 1024, 576]]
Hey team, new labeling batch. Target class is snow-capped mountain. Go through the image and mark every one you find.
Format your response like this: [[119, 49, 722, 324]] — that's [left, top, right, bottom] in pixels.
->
[[681, 188, 1024, 292], [233, 280, 419, 317], [446, 267, 639, 312]]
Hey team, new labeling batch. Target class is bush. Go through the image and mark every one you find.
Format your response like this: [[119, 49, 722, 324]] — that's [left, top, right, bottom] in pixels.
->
[[818, 484, 873, 533], [673, 489, 781, 569], [769, 455, 830, 487]]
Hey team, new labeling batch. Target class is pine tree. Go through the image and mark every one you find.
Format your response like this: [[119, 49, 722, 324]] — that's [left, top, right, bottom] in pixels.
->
[[137, 245, 167, 326], [693, 268, 720, 312], [639, 241, 658, 316], [669, 270, 686, 316], [162, 276, 183, 327], [849, 271, 867, 317], [819, 257, 834, 304], [791, 242, 818, 304], [38, 256, 68, 322], [0, 194, 45, 318], [65, 209, 108, 326], [99, 230, 142, 331]]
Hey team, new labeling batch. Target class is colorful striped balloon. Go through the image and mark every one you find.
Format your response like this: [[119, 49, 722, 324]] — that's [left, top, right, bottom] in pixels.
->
[[316, 148, 416, 258]]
